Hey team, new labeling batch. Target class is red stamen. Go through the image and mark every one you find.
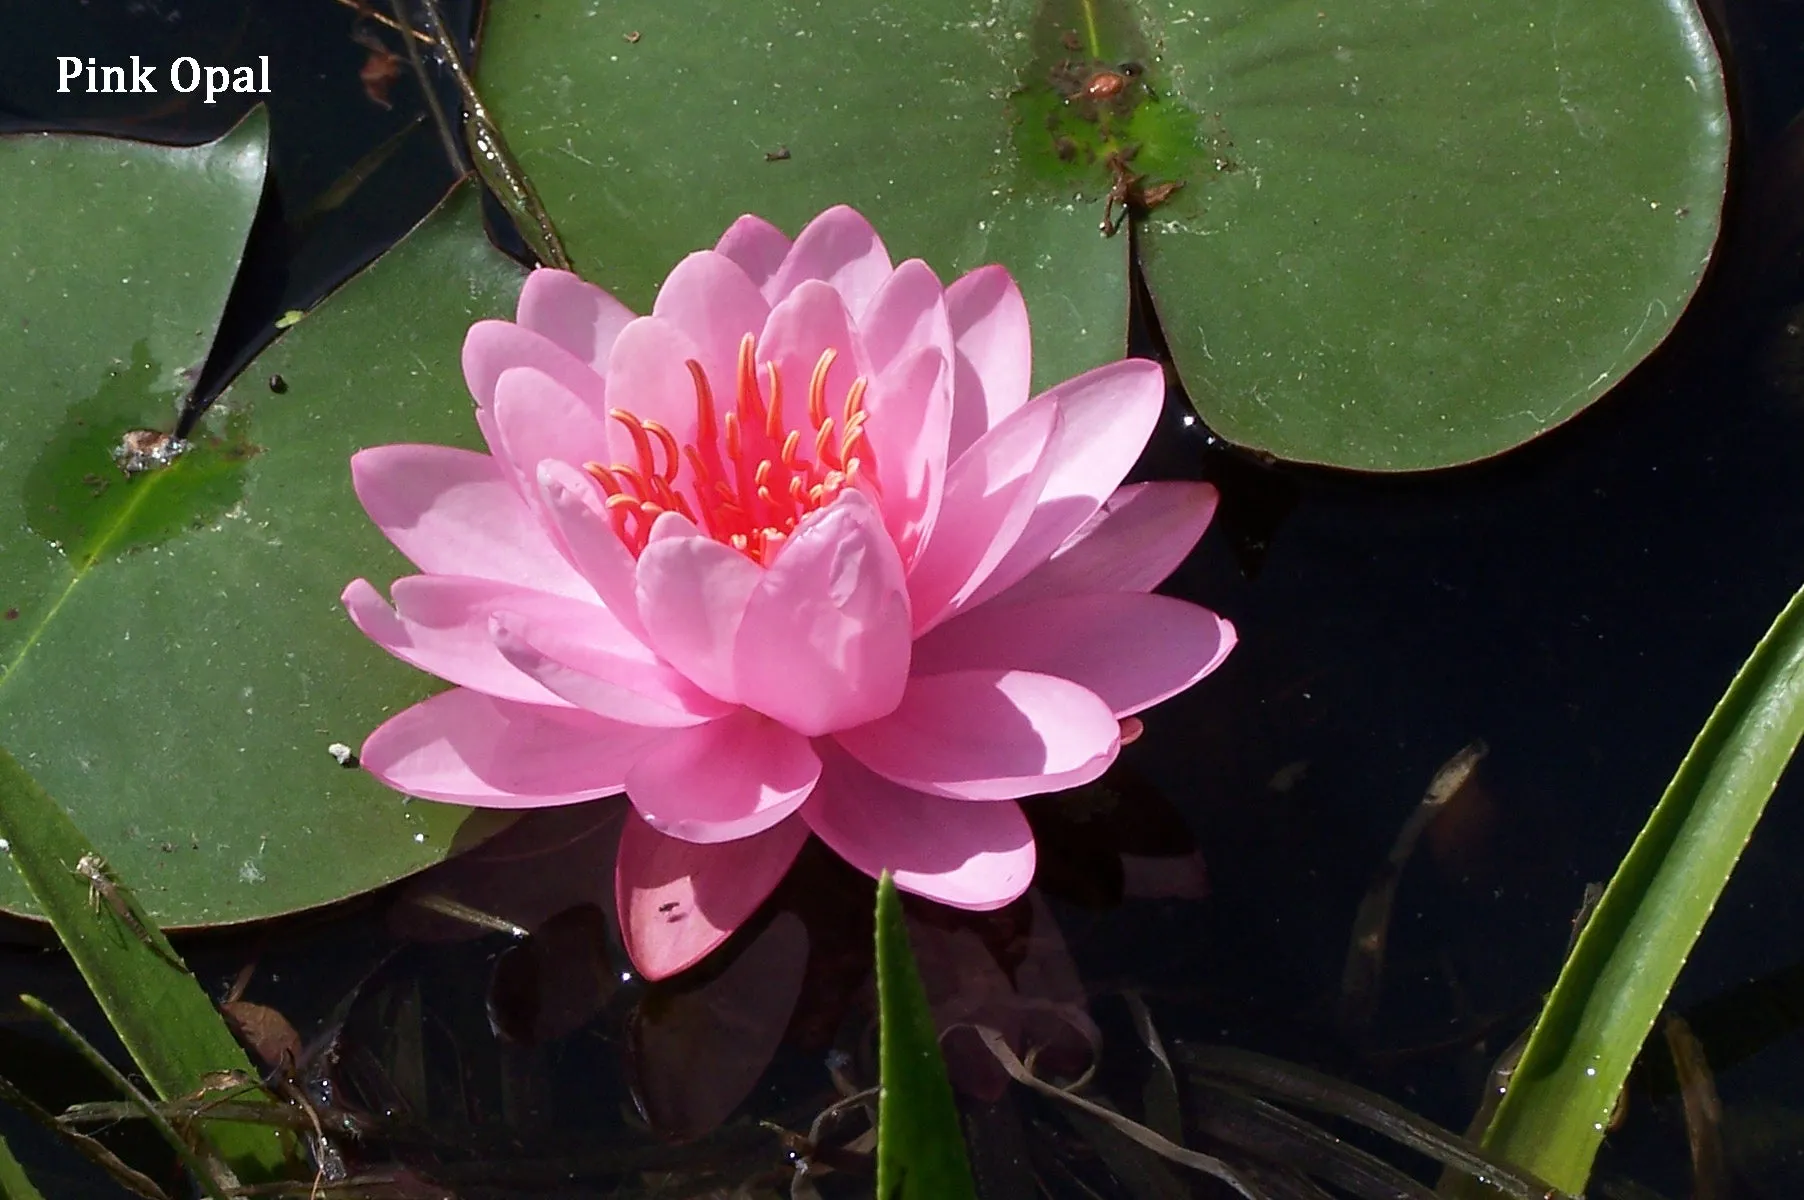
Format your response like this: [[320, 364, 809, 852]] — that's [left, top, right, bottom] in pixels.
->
[[764, 361, 784, 442], [643, 419, 681, 482], [583, 462, 623, 495], [612, 464, 651, 500], [687, 360, 717, 448], [808, 348, 836, 430], [588, 334, 877, 566]]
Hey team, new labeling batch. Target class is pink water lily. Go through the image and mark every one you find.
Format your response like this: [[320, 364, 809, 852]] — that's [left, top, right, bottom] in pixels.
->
[[344, 206, 1235, 980]]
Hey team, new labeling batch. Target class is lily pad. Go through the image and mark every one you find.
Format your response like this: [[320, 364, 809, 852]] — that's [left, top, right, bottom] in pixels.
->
[[1135, 0, 1728, 470], [0, 134, 521, 924], [477, 0, 1726, 471]]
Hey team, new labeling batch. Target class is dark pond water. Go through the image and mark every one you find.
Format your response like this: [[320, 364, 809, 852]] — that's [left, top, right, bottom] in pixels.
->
[[3, 1, 1804, 1196]]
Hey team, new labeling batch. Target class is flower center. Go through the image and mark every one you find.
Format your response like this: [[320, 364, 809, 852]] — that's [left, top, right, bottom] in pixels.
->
[[583, 333, 878, 565]]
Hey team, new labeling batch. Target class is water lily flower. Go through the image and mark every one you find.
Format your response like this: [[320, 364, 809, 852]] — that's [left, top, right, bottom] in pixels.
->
[[343, 206, 1234, 980]]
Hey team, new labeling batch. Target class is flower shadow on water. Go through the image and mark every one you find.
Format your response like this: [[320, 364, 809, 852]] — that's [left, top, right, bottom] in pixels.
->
[[334, 756, 1212, 1169]]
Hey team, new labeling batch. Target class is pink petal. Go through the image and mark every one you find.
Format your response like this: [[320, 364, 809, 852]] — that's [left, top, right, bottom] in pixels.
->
[[490, 610, 734, 728], [766, 205, 893, 316], [462, 319, 610, 418], [652, 251, 773, 401], [905, 397, 1061, 635], [616, 812, 809, 980], [859, 259, 951, 377], [944, 265, 1032, 460], [954, 359, 1167, 615], [362, 688, 662, 807], [350, 444, 592, 599], [644, 509, 701, 548], [862, 343, 951, 565], [714, 213, 793, 294], [624, 709, 820, 842], [515, 268, 637, 375], [992, 481, 1220, 607], [756, 279, 868, 430], [833, 668, 1118, 801], [602, 316, 706, 462], [734, 490, 912, 736], [802, 745, 1035, 908], [535, 460, 648, 641], [342, 575, 592, 706], [490, 367, 615, 511], [911, 593, 1237, 717], [634, 526, 763, 704]]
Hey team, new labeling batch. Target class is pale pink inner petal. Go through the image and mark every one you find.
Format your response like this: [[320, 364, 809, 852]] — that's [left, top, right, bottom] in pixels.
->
[[603, 316, 708, 460], [755, 279, 868, 424], [905, 398, 1061, 635], [766, 205, 893, 315], [361, 688, 663, 807], [954, 359, 1166, 615], [462, 319, 611, 420], [652, 250, 774, 399], [634, 526, 763, 703], [861, 344, 950, 565], [490, 610, 734, 728], [515, 268, 638, 375], [714, 213, 793, 294], [343, 575, 581, 706], [911, 592, 1237, 717], [535, 460, 649, 641], [734, 491, 913, 736], [350, 445, 593, 599], [944, 265, 1032, 460], [615, 812, 810, 980], [802, 744, 1035, 909], [624, 709, 821, 843], [859, 259, 951, 378], [490, 367, 615, 516], [990, 481, 1219, 607], [833, 668, 1118, 801]]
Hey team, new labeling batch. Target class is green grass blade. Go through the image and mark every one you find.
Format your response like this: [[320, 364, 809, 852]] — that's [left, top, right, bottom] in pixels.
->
[[0, 1127, 47, 1200], [20, 997, 231, 1200], [0, 745, 291, 1181], [874, 872, 978, 1200], [1478, 578, 1804, 1191]]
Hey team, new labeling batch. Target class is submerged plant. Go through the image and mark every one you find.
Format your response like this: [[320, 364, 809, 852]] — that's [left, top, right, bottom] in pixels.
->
[[342, 205, 1234, 978]]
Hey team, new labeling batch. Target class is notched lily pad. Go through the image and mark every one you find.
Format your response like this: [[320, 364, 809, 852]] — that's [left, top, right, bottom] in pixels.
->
[[0, 114, 514, 926]]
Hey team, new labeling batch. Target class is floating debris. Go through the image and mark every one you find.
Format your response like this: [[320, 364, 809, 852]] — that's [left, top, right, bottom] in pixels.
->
[[327, 742, 358, 767], [113, 429, 190, 476]]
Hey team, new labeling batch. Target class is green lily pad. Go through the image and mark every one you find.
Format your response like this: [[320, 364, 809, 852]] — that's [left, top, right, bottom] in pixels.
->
[[1135, 0, 1728, 470], [476, 0, 1128, 396], [0, 127, 521, 924], [478, 0, 1725, 471]]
